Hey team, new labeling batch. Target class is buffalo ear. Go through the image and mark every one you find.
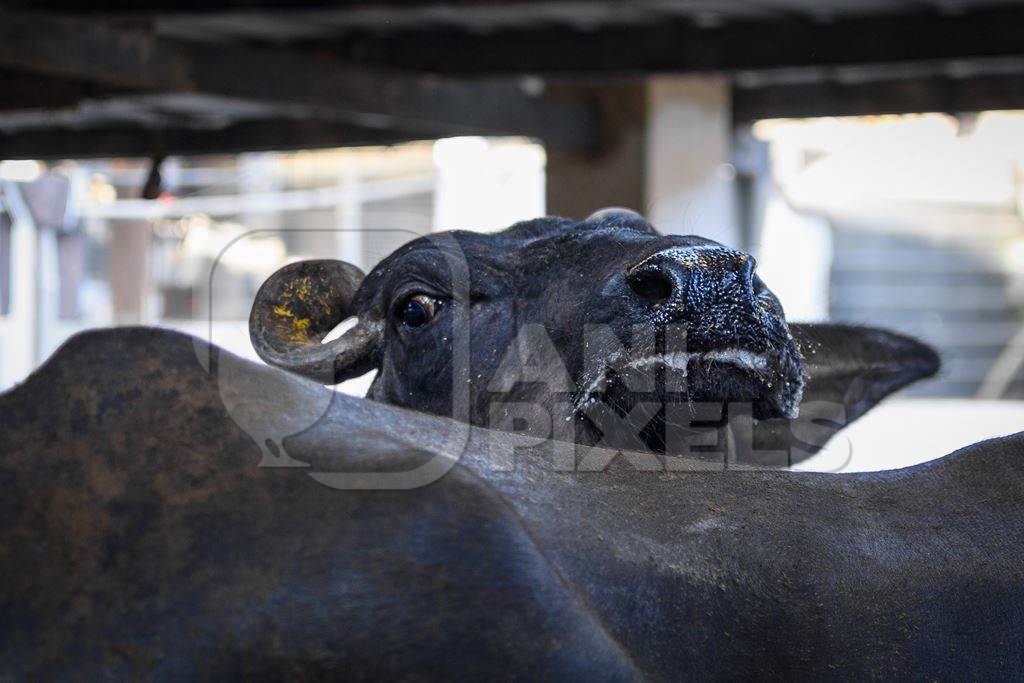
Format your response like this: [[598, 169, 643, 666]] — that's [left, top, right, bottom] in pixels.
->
[[750, 324, 939, 463], [790, 323, 939, 421], [249, 259, 384, 384]]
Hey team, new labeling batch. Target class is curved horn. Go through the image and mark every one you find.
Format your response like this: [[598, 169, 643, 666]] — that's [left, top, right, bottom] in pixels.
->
[[249, 259, 383, 384]]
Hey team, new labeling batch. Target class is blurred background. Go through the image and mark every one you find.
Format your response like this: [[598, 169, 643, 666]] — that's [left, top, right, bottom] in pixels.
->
[[1, 1, 1023, 470], [0, 137, 546, 390]]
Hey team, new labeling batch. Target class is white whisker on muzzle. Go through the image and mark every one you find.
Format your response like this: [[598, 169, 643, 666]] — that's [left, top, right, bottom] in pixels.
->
[[569, 348, 772, 417]]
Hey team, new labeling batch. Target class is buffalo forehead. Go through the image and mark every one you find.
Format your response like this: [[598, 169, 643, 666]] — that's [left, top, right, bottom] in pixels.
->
[[368, 219, 735, 298]]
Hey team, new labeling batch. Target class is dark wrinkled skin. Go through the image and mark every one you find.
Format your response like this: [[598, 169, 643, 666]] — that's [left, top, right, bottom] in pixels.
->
[[359, 216, 801, 429], [336, 215, 937, 460], [1, 328, 1022, 680]]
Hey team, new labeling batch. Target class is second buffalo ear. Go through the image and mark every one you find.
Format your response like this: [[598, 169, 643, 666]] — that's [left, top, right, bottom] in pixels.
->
[[790, 323, 940, 421], [752, 323, 940, 461]]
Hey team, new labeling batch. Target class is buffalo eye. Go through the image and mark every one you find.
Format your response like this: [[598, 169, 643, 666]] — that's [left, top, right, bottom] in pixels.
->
[[398, 294, 440, 327]]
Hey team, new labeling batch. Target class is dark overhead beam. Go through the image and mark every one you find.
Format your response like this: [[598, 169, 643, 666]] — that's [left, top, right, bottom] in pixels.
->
[[333, 6, 1024, 76], [0, 119, 425, 160], [733, 71, 1024, 123], [0, 69, 122, 110], [0, 10, 597, 149], [150, 1, 769, 41], [0, 0, 623, 7]]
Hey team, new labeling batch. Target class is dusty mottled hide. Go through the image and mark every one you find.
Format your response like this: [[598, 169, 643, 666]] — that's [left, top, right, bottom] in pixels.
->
[[251, 214, 938, 463], [1, 327, 1022, 679]]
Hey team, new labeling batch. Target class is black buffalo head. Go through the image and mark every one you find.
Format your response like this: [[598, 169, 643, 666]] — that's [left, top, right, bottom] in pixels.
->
[[250, 211, 938, 457]]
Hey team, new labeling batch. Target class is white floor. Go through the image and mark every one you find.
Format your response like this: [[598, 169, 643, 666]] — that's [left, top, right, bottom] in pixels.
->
[[794, 398, 1024, 473]]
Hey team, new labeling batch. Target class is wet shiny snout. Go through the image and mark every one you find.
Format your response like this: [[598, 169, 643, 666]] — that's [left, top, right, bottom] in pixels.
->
[[625, 245, 757, 309]]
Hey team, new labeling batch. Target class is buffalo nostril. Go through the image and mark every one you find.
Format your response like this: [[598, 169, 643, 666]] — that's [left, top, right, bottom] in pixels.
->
[[627, 269, 674, 302]]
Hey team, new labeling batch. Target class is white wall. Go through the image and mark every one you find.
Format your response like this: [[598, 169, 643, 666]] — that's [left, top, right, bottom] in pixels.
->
[[645, 76, 739, 246], [433, 137, 545, 232]]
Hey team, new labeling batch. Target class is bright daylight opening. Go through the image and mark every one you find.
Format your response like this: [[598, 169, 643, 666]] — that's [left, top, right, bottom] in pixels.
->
[[751, 112, 1024, 471]]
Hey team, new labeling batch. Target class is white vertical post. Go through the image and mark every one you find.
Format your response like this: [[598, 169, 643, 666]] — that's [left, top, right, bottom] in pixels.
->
[[239, 152, 281, 237], [35, 225, 60, 361], [0, 182, 39, 388], [337, 163, 363, 267], [645, 76, 738, 247]]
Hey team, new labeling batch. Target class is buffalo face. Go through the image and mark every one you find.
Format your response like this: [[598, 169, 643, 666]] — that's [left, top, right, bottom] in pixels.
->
[[251, 212, 937, 457]]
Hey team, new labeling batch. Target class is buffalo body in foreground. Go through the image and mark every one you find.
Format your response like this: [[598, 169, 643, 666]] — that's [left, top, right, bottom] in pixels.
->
[[0, 328, 1022, 679]]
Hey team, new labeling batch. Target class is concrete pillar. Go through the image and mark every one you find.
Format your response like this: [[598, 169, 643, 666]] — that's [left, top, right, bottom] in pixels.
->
[[545, 81, 647, 220], [645, 76, 739, 247], [109, 219, 151, 323]]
